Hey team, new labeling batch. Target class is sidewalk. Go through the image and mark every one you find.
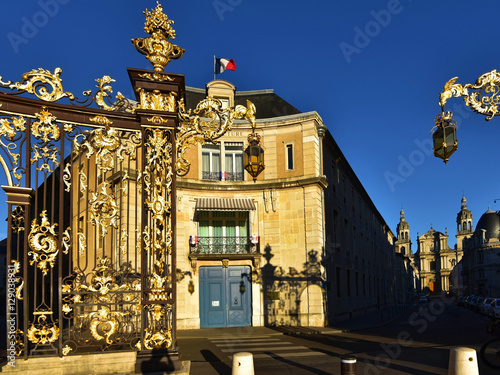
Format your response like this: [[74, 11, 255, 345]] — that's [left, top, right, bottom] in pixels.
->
[[177, 304, 416, 340]]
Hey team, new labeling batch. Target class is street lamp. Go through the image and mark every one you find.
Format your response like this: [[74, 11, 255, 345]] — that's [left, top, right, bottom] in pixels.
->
[[244, 129, 265, 182], [433, 69, 500, 163], [431, 111, 458, 164]]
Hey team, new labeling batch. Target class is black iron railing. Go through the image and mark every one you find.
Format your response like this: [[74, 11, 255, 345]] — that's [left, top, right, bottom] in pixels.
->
[[201, 171, 244, 181], [191, 236, 258, 254], [202, 171, 221, 181], [225, 172, 244, 181]]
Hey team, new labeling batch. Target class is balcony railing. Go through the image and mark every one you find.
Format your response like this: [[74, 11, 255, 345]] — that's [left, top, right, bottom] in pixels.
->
[[202, 171, 220, 181], [201, 171, 244, 181], [225, 172, 244, 181], [190, 236, 258, 255]]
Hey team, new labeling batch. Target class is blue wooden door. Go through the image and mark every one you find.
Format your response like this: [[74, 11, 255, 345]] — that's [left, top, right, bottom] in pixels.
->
[[199, 266, 251, 328]]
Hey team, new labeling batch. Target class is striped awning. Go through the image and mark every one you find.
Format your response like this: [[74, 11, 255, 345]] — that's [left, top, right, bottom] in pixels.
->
[[195, 198, 256, 211]]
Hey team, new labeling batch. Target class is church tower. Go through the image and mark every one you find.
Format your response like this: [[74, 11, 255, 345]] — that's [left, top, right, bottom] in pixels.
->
[[456, 195, 473, 251], [396, 209, 411, 256]]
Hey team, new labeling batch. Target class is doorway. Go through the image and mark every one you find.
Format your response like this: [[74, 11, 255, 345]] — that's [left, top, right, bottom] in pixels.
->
[[199, 266, 252, 328]]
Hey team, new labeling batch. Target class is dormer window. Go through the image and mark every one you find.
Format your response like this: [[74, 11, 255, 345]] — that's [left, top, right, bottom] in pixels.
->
[[207, 80, 236, 108]]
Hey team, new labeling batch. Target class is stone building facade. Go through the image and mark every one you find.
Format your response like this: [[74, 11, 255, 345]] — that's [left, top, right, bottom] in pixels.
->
[[322, 133, 413, 323], [461, 207, 500, 297], [411, 197, 469, 294], [176, 80, 327, 329], [174, 79, 411, 329]]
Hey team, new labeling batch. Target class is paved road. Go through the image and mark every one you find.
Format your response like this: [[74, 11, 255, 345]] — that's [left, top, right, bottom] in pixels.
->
[[178, 298, 500, 374]]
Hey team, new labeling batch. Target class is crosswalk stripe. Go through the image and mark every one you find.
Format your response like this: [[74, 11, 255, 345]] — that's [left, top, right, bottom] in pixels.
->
[[215, 342, 293, 347], [251, 352, 328, 359], [209, 335, 272, 340], [211, 338, 281, 344], [221, 345, 308, 353]]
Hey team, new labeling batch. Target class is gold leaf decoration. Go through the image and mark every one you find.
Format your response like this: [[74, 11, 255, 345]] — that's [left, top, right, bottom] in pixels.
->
[[32, 107, 60, 142], [27, 313, 59, 345], [9, 67, 75, 102], [28, 210, 58, 276]]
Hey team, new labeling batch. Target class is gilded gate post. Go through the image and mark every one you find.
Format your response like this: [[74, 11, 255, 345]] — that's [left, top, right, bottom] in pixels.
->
[[0, 3, 260, 372]]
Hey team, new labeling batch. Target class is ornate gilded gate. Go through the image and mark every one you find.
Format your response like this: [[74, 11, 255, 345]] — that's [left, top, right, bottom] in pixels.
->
[[1, 3, 259, 371]]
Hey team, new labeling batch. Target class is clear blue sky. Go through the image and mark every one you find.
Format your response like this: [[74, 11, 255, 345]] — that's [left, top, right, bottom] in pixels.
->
[[1, 0, 500, 249]]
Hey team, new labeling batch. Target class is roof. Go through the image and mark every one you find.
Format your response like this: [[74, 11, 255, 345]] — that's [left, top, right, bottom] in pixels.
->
[[185, 86, 301, 120], [474, 208, 500, 239]]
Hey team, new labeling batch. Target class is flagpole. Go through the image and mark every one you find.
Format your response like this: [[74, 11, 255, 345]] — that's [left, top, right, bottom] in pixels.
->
[[213, 55, 216, 81]]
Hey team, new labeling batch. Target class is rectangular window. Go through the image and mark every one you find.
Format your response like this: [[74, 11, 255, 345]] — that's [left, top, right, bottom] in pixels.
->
[[342, 177, 346, 204], [197, 210, 250, 253], [331, 162, 336, 192], [333, 210, 340, 252], [351, 188, 355, 213], [286, 144, 294, 170], [355, 271, 359, 296], [346, 269, 351, 297], [479, 268, 485, 279], [224, 143, 244, 181], [336, 267, 341, 298], [202, 144, 221, 181]]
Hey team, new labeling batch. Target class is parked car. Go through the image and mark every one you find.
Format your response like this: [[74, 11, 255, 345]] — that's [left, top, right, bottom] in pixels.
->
[[468, 296, 478, 309], [458, 296, 469, 307], [480, 298, 495, 315], [488, 299, 500, 319], [474, 297, 486, 313]]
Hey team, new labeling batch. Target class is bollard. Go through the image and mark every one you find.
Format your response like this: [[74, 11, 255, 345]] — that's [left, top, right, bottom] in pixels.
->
[[448, 347, 479, 375], [232, 352, 254, 375], [341, 356, 357, 375]]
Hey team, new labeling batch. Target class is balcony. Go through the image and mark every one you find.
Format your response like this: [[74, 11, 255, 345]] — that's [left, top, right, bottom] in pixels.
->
[[189, 236, 261, 267], [190, 236, 258, 255]]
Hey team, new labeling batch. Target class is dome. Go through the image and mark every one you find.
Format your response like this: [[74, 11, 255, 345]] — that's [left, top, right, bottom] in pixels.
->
[[474, 208, 500, 239]]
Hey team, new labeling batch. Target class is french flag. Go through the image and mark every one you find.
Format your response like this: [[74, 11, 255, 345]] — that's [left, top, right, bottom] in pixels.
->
[[215, 58, 236, 75]]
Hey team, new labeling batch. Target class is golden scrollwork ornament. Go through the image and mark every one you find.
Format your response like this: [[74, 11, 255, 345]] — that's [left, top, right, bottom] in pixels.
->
[[176, 98, 257, 175], [32, 107, 60, 142], [439, 69, 500, 120], [143, 327, 172, 350], [27, 312, 59, 345], [8, 67, 75, 102], [74, 125, 139, 173], [28, 210, 59, 276], [89, 182, 119, 238]]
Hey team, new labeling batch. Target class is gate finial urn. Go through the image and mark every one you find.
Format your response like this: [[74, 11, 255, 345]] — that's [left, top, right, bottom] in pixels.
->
[[132, 2, 185, 72]]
